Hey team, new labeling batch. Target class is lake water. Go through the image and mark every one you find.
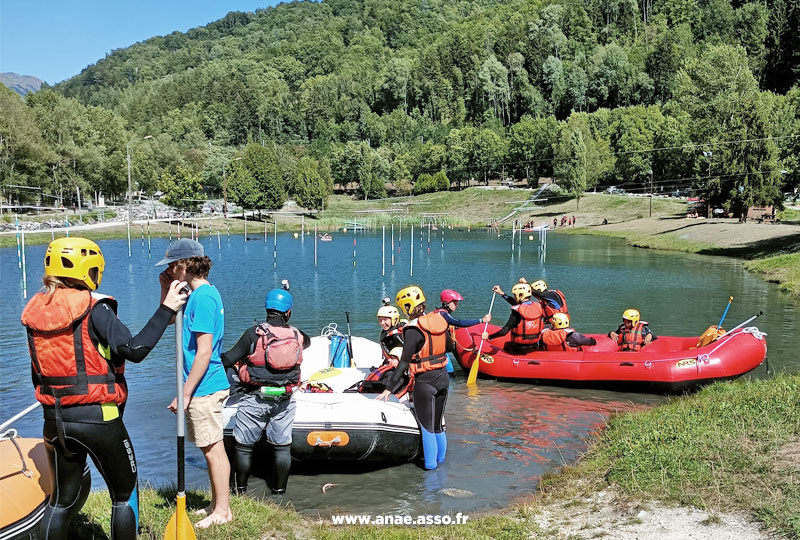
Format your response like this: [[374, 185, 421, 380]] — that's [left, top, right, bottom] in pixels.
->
[[1, 228, 797, 516]]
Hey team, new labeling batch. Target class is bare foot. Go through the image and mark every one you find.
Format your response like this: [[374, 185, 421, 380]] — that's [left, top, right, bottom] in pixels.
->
[[196, 509, 232, 529], [194, 505, 213, 516]]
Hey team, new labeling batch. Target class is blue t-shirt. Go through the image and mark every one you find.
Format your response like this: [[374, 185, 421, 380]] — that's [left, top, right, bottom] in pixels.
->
[[183, 283, 228, 397]]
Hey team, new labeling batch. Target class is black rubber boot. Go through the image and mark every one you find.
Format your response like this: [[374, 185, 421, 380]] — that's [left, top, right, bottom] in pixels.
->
[[270, 444, 292, 495], [234, 441, 254, 494]]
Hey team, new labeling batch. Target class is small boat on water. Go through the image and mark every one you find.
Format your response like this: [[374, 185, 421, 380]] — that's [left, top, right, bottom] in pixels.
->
[[319, 233, 333, 242], [454, 324, 767, 393], [223, 333, 421, 464]]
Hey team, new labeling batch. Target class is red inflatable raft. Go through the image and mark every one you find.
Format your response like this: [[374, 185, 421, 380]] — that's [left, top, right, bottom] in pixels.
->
[[454, 325, 767, 393]]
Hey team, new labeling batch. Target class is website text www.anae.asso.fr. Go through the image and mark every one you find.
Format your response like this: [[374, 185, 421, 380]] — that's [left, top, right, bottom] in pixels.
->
[[331, 513, 469, 526]]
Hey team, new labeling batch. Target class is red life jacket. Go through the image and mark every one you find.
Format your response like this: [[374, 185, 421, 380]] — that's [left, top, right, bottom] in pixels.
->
[[510, 301, 544, 345], [543, 290, 569, 319], [541, 328, 580, 352], [618, 322, 649, 351], [238, 323, 304, 386], [364, 363, 414, 398], [409, 312, 449, 376], [21, 288, 125, 407]]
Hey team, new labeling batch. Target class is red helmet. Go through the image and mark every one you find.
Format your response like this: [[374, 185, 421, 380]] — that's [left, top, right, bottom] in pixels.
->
[[440, 289, 464, 303]]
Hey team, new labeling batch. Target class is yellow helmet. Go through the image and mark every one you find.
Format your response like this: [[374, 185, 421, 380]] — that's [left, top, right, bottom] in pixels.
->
[[511, 283, 532, 302], [396, 285, 426, 317], [377, 305, 400, 326], [622, 309, 640, 325], [531, 280, 548, 292], [44, 237, 105, 290], [551, 313, 570, 329]]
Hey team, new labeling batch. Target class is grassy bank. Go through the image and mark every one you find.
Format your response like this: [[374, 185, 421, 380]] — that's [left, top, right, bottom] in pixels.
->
[[71, 374, 800, 539], [744, 253, 800, 299]]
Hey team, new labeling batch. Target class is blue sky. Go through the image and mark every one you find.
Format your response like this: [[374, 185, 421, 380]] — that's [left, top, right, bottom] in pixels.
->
[[0, 1, 279, 85]]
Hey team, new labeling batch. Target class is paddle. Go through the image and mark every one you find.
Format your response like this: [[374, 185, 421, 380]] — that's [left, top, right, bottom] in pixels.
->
[[717, 296, 734, 328], [165, 306, 196, 540], [467, 292, 496, 386], [344, 311, 354, 367]]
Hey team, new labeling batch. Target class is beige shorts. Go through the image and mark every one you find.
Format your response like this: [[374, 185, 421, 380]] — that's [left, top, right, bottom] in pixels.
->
[[186, 389, 229, 448]]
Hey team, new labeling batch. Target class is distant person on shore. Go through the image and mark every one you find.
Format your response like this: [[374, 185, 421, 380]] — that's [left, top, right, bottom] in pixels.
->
[[608, 309, 656, 351], [157, 239, 232, 528], [483, 282, 545, 355], [553, 217, 558, 229], [541, 314, 597, 351], [221, 288, 310, 496], [602, 218, 608, 225], [22, 237, 188, 540], [572, 215, 576, 227]]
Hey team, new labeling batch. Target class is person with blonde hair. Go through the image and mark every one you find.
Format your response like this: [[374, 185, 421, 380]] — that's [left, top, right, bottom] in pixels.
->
[[21, 237, 188, 540]]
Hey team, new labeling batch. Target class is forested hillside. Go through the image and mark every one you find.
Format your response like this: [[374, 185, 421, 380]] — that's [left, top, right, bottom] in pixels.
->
[[2, 0, 798, 220]]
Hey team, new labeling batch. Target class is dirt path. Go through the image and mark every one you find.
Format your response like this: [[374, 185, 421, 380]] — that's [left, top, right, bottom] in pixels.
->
[[592, 217, 800, 251], [533, 487, 776, 539]]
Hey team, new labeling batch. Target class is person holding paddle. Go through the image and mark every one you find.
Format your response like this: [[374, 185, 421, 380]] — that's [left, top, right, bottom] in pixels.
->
[[482, 282, 546, 355], [221, 288, 310, 496], [376, 286, 452, 470], [21, 237, 188, 540], [158, 239, 232, 528]]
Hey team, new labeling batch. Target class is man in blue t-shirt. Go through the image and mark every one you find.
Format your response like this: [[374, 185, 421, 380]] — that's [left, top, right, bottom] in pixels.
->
[[157, 239, 232, 529]]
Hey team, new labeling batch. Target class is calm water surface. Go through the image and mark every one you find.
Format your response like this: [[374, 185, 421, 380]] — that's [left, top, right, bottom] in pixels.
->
[[1, 229, 797, 515]]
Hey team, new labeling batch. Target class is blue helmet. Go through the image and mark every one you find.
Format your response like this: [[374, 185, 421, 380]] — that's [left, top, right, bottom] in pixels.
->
[[265, 289, 293, 312]]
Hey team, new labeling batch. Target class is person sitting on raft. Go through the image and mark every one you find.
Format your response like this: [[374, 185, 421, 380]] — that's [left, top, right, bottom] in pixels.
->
[[541, 313, 596, 351], [376, 285, 452, 470], [221, 288, 311, 496], [377, 300, 405, 364], [482, 282, 546, 355], [529, 279, 568, 324], [608, 309, 656, 351]]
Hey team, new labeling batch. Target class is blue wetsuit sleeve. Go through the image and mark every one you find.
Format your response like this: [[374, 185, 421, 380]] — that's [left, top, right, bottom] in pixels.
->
[[439, 312, 481, 328], [489, 311, 520, 339]]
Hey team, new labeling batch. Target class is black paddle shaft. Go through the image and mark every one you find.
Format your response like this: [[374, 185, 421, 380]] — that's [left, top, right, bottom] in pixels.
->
[[344, 311, 354, 359]]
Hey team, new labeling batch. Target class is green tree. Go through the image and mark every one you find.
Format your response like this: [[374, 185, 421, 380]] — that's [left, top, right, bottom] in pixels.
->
[[433, 170, 450, 191], [240, 143, 286, 210], [413, 173, 434, 195], [292, 156, 329, 210], [508, 116, 559, 184], [554, 121, 588, 208], [159, 166, 205, 209]]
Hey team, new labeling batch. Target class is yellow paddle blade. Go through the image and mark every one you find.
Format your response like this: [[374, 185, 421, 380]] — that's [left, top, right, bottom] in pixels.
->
[[164, 494, 196, 540], [310, 367, 342, 381], [466, 346, 482, 386]]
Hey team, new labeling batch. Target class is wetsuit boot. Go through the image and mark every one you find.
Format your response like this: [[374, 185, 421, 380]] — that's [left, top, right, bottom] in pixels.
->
[[233, 442, 254, 495], [419, 425, 438, 470], [270, 444, 292, 494], [434, 431, 447, 463]]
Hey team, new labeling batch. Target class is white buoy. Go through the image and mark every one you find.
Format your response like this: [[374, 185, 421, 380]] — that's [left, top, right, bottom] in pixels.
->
[[21, 229, 28, 299], [410, 224, 414, 277], [528, 235, 533, 241], [293, 232, 299, 239]]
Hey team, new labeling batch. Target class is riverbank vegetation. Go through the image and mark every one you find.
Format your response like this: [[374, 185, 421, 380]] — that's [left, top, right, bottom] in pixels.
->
[[71, 374, 799, 539], [2, 0, 798, 222]]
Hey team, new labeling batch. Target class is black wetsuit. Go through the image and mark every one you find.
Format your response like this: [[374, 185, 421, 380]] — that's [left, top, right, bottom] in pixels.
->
[[383, 323, 453, 469], [488, 304, 550, 355], [38, 301, 176, 540]]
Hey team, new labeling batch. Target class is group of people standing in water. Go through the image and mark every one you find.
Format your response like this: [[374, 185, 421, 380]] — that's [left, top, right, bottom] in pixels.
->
[[20, 235, 658, 538]]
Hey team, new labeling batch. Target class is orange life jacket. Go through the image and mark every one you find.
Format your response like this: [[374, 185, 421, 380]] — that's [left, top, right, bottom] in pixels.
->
[[542, 290, 568, 319], [541, 328, 580, 352], [510, 301, 544, 345], [409, 312, 449, 376], [364, 363, 414, 398], [21, 288, 126, 407], [618, 321, 649, 351]]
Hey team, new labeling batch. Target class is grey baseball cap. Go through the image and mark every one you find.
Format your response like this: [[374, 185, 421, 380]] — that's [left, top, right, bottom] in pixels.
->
[[155, 238, 205, 266]]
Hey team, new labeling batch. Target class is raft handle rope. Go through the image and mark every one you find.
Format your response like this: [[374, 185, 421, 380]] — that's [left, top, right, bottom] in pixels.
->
[[320, 322, 345, 337], [0, 428, 33, 478]]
